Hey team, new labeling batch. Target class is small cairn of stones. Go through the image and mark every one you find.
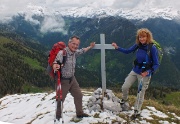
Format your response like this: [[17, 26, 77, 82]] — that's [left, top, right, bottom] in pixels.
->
[[87, 88, 122, 114]]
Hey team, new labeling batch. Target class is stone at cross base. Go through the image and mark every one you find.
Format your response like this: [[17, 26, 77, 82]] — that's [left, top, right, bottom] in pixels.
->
[[87, 88, 122, 113]]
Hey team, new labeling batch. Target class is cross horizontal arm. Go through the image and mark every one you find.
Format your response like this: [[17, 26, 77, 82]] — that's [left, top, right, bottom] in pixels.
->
[[93, 44, 114, 49]]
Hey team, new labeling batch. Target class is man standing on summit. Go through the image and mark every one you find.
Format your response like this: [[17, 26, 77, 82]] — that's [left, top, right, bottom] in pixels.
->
[[53, 35, 95, 119]]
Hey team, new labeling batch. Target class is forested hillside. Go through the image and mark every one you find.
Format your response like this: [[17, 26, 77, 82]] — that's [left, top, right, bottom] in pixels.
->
[[0, 32, 52, 97]]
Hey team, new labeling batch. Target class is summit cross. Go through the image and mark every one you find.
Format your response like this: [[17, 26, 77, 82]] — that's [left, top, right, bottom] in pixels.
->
[[93, 34, 114, 96]]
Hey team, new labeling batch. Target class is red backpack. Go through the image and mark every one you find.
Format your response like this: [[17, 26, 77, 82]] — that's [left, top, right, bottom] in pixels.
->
[[47, 41, 67, 78]]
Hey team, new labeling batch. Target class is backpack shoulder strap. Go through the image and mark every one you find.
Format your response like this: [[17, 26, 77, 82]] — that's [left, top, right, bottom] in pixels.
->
[[56, 49, 67, 66], [62, 49, 67, 65], [56, 49, 67, 75], [147, 43, 153, 58], [133, 45, 139, 53]]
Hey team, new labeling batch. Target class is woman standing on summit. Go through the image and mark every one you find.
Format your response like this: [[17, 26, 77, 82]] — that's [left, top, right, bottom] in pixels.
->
[[112, 28, 159, 116]]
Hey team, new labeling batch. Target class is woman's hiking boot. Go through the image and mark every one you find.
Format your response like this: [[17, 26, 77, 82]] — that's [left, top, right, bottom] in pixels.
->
[[130, 110, 141, 120], [120, 99, 130, 111], [134, 110, 141, 116]]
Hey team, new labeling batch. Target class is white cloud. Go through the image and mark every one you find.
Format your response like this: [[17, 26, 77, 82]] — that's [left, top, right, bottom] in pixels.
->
[[40, 15, 67, 34], [112, 0, 141, 9], [155, 0, 180, 9], [112, 0, 180, 10], [0, 0, 67, 33]]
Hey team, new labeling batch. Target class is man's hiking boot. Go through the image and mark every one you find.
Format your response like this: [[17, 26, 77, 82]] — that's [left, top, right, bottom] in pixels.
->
[[77, 112, 89, 118], [56, 115, 61, 120]]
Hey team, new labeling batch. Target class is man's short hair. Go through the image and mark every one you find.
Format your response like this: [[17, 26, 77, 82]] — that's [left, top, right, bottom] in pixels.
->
[[69, 35, 80, 42]]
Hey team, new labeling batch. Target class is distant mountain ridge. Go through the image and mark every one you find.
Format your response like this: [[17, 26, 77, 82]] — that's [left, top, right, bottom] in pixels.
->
[[17, 1, 180, 21], [59, 6, 180, 21]]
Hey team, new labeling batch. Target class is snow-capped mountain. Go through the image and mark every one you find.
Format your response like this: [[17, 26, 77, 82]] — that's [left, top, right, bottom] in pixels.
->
[[0, 0, 180, 26], [59, 6, 180, 21], [19, 1, 179, 21], [6, 0, 178, 24]]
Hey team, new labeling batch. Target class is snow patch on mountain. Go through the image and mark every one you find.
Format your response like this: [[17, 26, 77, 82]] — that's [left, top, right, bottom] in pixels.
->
[[2, 1, 179, 23], [59, 6, 179, 21]]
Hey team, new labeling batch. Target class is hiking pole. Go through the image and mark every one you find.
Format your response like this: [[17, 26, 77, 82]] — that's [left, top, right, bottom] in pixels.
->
[[132, 77, 143, 120], [135, 62, 146, 117], [54, 69, 64, 124], [54, 71, 57, 124], [131, 77, 143, 120], [136, 77, 143, 114], [54, 71, 58, 124], [57, 69, 64, 124]]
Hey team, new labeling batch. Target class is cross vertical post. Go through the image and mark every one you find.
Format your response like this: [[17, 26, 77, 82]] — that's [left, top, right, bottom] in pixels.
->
[[93, 34, 114, 96]]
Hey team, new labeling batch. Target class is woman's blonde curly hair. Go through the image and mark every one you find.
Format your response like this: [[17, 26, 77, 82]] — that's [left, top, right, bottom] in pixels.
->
[[136, 28, 154, 45]]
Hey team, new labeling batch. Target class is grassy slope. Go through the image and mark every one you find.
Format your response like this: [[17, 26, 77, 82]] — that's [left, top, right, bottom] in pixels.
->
[[163, 92, 180, 108], [0, 35, 52, 95], [0, 36, 43, 70]]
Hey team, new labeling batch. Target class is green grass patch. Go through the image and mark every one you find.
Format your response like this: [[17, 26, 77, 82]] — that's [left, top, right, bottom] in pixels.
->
[[163, 92, 180, 108], [22, 83, 51, 93], [0, 37, 12, 50], [23, 57, 44, 70], [0, 36, 11, 44]]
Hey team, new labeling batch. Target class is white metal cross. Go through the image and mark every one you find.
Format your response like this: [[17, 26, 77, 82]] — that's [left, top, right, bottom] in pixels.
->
[[93, 34, 114, 96]]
